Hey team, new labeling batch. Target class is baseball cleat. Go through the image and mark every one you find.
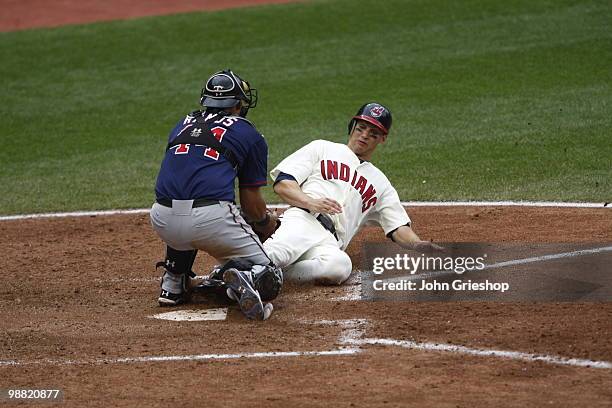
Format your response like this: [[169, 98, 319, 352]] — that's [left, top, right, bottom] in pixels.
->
[[158, 289, 185, 306], [223, 268, 266, 320], [158, 270, 190, 306]]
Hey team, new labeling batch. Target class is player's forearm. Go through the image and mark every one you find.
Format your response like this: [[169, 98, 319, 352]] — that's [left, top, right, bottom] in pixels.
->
[[273, 180, 312, 209], [274, 180, 343, 214], [239, 187, 268, 221]]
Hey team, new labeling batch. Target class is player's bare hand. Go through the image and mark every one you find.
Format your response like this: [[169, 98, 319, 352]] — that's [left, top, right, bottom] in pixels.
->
[[307, 197, 343, 215], [411, 241, 446, 253]]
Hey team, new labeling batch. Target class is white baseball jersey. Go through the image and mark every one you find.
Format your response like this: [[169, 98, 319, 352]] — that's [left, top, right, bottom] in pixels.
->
[[270, 139, 410, 250]]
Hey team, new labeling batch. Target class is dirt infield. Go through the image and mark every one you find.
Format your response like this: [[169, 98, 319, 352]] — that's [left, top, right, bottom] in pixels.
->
[[2, 1, 612, 406], [2, 206, 611, 407], [0, 0, 303, 32]]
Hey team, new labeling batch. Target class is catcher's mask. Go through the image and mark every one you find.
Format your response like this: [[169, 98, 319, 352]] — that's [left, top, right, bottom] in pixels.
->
[[200, 69, 258, 117], [348, 102, 392, 135]]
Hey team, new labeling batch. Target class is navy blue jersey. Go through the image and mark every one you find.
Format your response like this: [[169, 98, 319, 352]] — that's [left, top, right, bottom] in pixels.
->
[[155, 111, 268, 201]]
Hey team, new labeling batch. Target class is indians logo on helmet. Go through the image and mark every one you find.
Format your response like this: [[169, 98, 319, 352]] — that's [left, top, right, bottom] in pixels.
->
[[370, 106, 385, 117]]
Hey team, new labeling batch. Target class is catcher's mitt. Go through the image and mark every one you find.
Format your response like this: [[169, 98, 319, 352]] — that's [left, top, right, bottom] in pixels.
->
[[242, 209, 280, 243]]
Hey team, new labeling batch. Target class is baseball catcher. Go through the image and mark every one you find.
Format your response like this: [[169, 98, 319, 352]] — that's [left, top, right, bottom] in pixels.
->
[[150, 69, 283, 320]]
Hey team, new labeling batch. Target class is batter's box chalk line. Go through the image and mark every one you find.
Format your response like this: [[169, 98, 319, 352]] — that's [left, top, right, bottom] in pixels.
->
[[344, 338, 612, 369], [310, 319, 612, 369], [1, 319, 610, 370], [330, 273, 362, 301]]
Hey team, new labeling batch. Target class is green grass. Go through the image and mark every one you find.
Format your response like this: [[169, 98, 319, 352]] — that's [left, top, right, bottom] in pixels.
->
[[0, 0, 610, 214]]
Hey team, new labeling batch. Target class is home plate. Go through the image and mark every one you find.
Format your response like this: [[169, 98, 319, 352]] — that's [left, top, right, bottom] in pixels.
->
[[150, 308, 228, 321]]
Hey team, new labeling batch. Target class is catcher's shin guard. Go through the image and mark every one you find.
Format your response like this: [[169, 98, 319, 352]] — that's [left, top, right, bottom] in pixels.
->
[[157, 247, 197, 306], [156, 246, 198, 277]]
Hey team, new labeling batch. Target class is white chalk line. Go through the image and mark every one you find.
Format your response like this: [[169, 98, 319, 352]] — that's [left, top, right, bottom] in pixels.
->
[[2, 318, 610, 370], [345, 338, 612, 369], [307, 319, 368, 346], [387, 245, 612, 284], [0, 208, 151, 221], [331, 273, 362, 301], [0, 348, 361, 367], [406, 201, 610, 208], [0, 319, 364, 367], [331, 319, 612, 370], [1, 201, 610, 221]]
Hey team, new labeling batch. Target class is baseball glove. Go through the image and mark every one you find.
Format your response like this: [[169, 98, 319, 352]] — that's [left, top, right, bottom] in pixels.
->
[[242, 209, 280, 243]]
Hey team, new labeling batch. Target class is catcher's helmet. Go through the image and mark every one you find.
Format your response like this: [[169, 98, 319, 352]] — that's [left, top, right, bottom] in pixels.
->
[[348, 102, 392, 135], [200, 69, 258, 117]]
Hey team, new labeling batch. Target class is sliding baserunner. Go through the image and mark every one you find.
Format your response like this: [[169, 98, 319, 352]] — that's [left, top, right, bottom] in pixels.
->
[[264, 102, 443, 284]]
